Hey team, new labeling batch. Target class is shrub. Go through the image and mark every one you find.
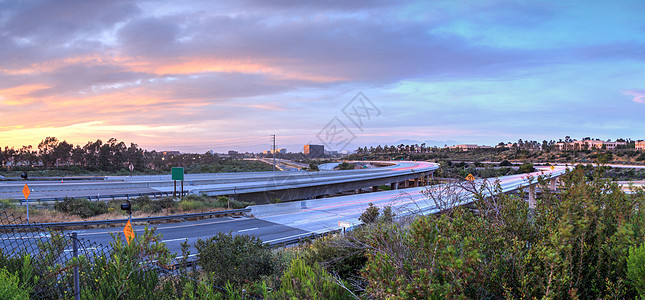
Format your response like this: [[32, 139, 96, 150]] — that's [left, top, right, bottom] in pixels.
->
[[359, 203, 380, 224], [518, 162, 535, 173], [0, 199, 15, 209], [80, 226, 174, 299], [195, 233, 275, 286], [628, 241, 645, 298], [228, 199, 253, 209], [302, 234, 367, 283], [0, 268, 29, 300], [179, 200, 206, 211], [158, 196, 177, 210], [337, 162, 355, 170], [359, 167, 645, 299], [54, 197, 107, 218], [131, 196, 178, 213], [275, 258, 354, 299], [500, 160, 512, 166]]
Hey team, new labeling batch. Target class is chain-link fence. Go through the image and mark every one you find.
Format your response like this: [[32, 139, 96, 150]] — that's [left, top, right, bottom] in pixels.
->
[[0, 212, 193, 299], [0, 212, 110, 299]]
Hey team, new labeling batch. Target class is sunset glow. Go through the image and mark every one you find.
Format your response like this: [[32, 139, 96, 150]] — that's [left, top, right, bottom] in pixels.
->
[[1, 0, 644, 153]]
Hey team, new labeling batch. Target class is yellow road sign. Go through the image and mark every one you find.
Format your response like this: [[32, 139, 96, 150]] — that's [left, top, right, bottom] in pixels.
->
[[550, 165, 555, 170], [466, 174, 475, 181], [22, 184, 30, 200], [123, 220, 135, 245]]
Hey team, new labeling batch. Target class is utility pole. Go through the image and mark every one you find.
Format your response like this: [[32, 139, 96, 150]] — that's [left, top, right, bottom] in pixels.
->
[[272, 134, 276, 171]]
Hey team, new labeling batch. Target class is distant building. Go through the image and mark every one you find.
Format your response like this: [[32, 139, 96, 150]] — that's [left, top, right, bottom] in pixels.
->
[[262, 148, 286, 155], [636, 141, 645, 150], [556, 139, 626, 150], [161, 151, 181, 156], [304, 144, 324, 158], [447, 144, 492, 151], [601, 141, 626, 150]]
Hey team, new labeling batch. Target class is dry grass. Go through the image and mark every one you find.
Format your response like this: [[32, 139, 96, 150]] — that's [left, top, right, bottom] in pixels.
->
[[3, 205, 231, 225]]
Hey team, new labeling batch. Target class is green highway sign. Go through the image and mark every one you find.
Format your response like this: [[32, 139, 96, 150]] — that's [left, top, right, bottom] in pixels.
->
[[171, 167, 184, 181]]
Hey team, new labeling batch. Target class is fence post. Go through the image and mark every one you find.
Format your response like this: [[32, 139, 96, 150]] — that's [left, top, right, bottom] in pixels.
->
[[72, 232, 80, 300]]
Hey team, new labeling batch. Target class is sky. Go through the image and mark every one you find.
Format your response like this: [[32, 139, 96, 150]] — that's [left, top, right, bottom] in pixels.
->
[[1, 0, 644, 153]]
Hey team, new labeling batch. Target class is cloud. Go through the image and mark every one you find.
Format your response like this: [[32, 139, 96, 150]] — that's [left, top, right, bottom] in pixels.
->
[[623, 89, 645, 103], [1, 0, 645, 152]]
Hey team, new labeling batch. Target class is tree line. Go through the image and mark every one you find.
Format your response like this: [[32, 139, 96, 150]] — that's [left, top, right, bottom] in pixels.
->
[[0, 137, 220, 172], [354, 136, 639, 155]]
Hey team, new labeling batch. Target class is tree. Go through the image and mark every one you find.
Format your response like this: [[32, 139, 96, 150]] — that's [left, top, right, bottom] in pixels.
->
[[38, 137, 59, 168], [53, 140, 72, 166]]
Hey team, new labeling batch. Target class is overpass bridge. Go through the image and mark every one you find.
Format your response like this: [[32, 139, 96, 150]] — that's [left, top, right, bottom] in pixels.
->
[[1, 163, 569, 257], [0, 161, 438, 204]]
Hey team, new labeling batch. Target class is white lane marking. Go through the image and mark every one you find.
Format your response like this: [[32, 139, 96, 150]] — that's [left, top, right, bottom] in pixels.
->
[[237, 227, 258, 233], [162, 238, 189, 243], [75, 217, 242, 237]]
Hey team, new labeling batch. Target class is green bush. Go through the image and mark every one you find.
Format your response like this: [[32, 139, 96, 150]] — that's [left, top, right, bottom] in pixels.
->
[[359, 167, 645, 299], [275, 258, 354, 299], [518, 162, 535, 173], [302, 233, 367, 284], [358, 203, 393, 224], [131, 196, 178, 213], [359, 203, 380, 224], [337, 162, 355, 170], [0, 268, 29, 300], [195, 233, 275, 286], [179, 199, 206, 211], [628, 241, 645, 298], [0, 199, 15, 209], [214, 196, 251, 209], [80, 226, 174, 299], [54, 197, 107, 218]]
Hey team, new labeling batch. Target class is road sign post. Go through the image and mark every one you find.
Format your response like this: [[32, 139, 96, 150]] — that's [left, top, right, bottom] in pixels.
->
[[338, 221, 351, 234], [22, 184, 30, 223], [72, 232, 80, 300], [172, 167, 184, 197], [123, 220, 135, 245]]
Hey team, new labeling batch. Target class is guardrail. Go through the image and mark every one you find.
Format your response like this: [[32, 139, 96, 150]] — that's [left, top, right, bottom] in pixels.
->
[[16, 190, 189, 204], [0, 208, 250, 230], [266, 229, 343, 248]]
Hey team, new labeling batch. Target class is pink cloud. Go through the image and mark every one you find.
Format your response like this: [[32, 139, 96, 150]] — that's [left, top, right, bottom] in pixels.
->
[[623, 89, 645, 103]]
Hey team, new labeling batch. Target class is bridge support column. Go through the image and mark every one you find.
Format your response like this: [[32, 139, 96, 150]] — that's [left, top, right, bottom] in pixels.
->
[[414, 178, 419, 187], [404, 180, 409, 188], [550, 178, 557, 191], [372, 186, 379, 192], [356, 189, 362, 194], [390, 182, 399, 190]]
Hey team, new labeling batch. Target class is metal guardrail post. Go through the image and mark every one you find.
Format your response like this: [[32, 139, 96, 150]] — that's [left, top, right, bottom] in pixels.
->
[[72, 232, 80, 300]]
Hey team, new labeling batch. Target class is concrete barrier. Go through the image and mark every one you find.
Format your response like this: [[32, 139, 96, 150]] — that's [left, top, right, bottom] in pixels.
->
[[249, 200, 311, 217]]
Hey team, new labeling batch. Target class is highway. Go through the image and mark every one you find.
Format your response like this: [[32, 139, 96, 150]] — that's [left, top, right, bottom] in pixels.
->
[[0, 161, 437, 202], [0, 163, 568, 256]]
